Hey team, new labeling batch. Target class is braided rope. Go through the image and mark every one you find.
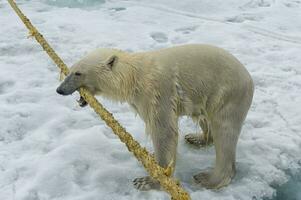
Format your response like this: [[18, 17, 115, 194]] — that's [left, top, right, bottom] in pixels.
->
[[7, 1, 191, 199]]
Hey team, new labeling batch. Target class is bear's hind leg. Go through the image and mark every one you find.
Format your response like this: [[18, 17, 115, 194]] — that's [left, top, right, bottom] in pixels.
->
[[193, 109, 243, 189], [185, 117, 213, 147]]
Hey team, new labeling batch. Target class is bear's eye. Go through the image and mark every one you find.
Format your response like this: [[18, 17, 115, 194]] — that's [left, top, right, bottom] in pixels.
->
[[75, 72, 82, 76]]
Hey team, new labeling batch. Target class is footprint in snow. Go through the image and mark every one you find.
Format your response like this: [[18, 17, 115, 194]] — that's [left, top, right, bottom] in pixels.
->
[[150, 32, 168, 43], [241, 0, 272, 9], [284, 1, 301, 8], [0, 80, 14, 94], [226, 14, 263, 23], [175, 25, 199, 34], [109, 7, 126, 12], [59, 24, 76, 32]]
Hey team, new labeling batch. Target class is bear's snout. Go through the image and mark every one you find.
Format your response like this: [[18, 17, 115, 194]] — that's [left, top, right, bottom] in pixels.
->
[[56, 87, 67, 95], [56, 74, 79, 96]]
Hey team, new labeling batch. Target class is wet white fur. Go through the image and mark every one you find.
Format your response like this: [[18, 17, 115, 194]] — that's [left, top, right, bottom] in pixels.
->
[[69, 44, 254, 189]]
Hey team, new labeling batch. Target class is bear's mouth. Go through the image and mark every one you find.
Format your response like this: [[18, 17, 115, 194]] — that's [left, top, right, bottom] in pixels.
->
[[76, 87, 100, 107], [77, 96, 88, 107]]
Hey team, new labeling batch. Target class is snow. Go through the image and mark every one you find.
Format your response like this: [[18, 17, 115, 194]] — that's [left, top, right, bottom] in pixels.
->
[[1, 0, 301, 199]]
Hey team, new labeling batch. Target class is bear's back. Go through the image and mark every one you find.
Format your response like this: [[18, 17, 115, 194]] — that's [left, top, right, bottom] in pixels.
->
[[139, 44, 251, 88], [136, 44, 253, 109], [146, 44, 243, 73]]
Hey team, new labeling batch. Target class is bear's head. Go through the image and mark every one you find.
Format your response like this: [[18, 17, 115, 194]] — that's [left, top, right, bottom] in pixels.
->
[[56, 49, 121, 97]]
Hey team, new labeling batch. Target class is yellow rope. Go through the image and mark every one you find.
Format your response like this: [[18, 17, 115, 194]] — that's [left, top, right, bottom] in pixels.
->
[[7, 1, 191, 199]]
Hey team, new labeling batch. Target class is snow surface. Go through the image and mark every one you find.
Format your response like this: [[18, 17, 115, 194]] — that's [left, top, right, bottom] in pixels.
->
[[1, 0, 301, 199]]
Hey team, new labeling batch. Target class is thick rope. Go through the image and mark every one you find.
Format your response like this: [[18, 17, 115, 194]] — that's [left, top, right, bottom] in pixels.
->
[[7, 1, 191, 199]]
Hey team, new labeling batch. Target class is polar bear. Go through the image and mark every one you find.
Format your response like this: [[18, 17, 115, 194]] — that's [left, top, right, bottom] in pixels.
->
[[56, 44, 254, 190]]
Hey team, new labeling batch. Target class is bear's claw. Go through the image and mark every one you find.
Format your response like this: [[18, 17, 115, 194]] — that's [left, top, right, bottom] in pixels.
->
[[133, 176, 161, 191], [185, 133, 213, 147]]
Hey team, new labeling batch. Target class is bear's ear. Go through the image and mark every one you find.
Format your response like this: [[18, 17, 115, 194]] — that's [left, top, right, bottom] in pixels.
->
[[105, 55, 118, 69]]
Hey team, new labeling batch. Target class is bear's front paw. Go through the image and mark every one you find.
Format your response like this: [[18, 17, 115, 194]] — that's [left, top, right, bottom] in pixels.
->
[[133, 176, 161, 191], [77, 96, 88, 107]]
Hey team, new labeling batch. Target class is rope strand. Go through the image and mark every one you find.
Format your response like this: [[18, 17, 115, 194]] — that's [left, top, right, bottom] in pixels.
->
[[7, 1, 191, 199]]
